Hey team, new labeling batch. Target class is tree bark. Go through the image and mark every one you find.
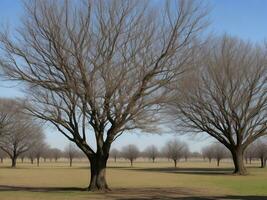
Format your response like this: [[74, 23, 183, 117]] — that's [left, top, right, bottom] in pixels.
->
[[217, 159, 220, 167], [0, 158, 3, 163], [37, 157, 40, 167], [260, 157, 266, 168], [88, 155, 109, 191], [231, 148, 247, 175], [11, 157, 17, 168], [174, 159, 177, 168], [70, 158, 72, 167], [130, 159, 133, 167]]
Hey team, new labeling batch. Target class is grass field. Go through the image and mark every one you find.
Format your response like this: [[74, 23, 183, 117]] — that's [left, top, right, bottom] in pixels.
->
[[0, 159, 267, 200]]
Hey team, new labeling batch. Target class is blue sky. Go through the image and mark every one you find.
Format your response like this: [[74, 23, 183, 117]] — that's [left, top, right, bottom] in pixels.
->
[[0, 0, 266, 152]]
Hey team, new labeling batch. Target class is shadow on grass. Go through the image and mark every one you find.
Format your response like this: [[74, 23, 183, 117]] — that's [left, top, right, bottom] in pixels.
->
[[0, 186, 266, 200], [123, 167, 235, 175], [0, 185, 86, 192], [116, 196, 267, 200]]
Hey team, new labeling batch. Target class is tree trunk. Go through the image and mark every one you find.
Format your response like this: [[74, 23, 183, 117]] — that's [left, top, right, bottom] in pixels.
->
[[174, 159, 177, 168], [88, 155, 109, 191], [249, 158, 252, 164], [260, 157, 266, 168], [130, 159, 133, 167], [217, 159, 220, 167], [21, 158, 24, 163], [0, 158, 3, 163], [152, 157, 155, 163], [11, 157, 17, 168], [114, 156, 116, 163], [209, 158, 211, 163], [231, 148, 247, 175], [70, 158, 72, 167], [31, 158, 34, 164], [37, 157, 40, 167], [245, 157, 248, 164]]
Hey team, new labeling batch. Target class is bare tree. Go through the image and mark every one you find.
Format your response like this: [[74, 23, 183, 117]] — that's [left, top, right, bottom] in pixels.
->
[[163, 139, 187, 168], [144, 145, 159, 163], [254, 139, 267, 168], [50, 148, 62, 162], [30, 140, 48, 167], [211, 143, 229, 167], [64, 143, 79, 167], [0, 149, 7, 163], [244, 143, 256, 164], [202, 146, 213, 163], [0, 99, 45, 167], [110, 148, 120, 163], [182, 145, 190, 162], [0, 0, 208, 190], [121, 144, 139, 167], [170, 35, 267, 175]]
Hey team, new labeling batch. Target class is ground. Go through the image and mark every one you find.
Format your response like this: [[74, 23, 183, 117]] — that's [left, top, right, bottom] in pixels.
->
[[0, 159, 267, 200]]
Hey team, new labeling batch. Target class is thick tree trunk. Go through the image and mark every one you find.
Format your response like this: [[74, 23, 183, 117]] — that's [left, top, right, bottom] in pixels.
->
[[174, 159, 177, 168], [231, 148, 247, 175], [260, 157, 266, 168], [217, 159, 220, 167], [11, 157, 17, 168], [130, 159, 133, 167], [152, 157, 155, 163], [31, 158, 34, 164], [0, 158, 3, 163], [88, 155, 109, 191]]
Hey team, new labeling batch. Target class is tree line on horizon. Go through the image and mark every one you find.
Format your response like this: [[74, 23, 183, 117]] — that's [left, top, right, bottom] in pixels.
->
[[0, 0, 266, 191]]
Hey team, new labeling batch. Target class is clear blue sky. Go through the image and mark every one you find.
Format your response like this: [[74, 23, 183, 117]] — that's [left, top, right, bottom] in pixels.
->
[[0, 0, 266, 152]]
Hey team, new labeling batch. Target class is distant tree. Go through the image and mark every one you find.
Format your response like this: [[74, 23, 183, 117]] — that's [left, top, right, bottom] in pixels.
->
[[163, 139, 187, 168], [144, 145, 159, 163], [211, 143, 229, 166], [244, 143, 256, 164], [64, 143, 79, 167], [110, 148, 120, 163], [50, 148, 62, 162], [31, 141, 48, 167], [182, 145, 190, 162], [202, 146, 213, 163], [0, 149, 7, 163], [122, 144, 139, 167], [191, 151, 202, 159], [254, 139, 267, 168], [0, 100, 44, 167]]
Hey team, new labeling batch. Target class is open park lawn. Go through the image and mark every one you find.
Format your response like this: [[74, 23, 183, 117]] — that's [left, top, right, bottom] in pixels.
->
[[0, 160, 267, 200]]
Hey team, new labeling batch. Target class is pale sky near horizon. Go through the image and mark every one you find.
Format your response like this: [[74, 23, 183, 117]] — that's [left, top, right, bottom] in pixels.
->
[[0, 0, 267, 152]]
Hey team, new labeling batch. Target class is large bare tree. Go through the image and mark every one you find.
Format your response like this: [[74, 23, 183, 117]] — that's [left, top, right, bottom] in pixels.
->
[[171, 35, 267, 175], [0, 0, 208, 190]]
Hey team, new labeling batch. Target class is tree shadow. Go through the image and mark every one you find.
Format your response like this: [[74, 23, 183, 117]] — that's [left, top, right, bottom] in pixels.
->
[[125, 167, 235, 175], [0, 185, 86, 192], [0, 186, 266, 200]]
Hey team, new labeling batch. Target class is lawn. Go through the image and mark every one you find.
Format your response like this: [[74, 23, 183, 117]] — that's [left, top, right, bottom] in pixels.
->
[[0, 159, 266, 200]]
